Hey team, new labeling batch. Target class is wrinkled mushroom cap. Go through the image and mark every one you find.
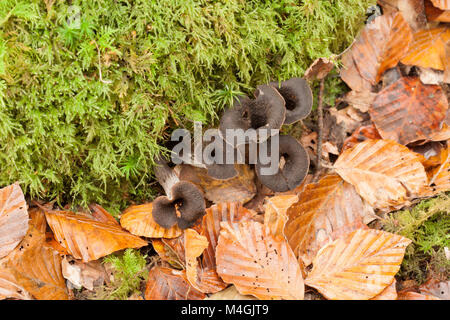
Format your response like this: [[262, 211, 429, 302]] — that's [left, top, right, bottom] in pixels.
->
[[219, 95, 252, 146], [255, 135, 309, 192], [269, 78, 312, 124], [152, 181, 206, 229]]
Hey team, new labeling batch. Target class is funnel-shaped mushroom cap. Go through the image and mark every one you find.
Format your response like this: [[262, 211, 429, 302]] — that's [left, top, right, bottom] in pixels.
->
[[248, 85, 286, 142], [255, 134, 309, 192], [152, 181, 206, 229], [219, 95, 252, 146], [269, 78, 312, 124]]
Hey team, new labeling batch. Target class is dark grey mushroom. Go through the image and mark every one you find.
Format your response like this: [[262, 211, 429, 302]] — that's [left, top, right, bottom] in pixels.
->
[[269, 78, 313, 124], [255, 134, 309, 192]]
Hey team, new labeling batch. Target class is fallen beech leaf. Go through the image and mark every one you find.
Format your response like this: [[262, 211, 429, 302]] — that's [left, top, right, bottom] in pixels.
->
[[144, 267, 205, 300], [342, 124, 382, 151], [151, 239, 184, 269], [0, 267, 31, 300], [284, 174, 376, 266], [445, 40, 450, 83], [340, 48, 373, 91], [370, 279, 398, 300], [370, 77, 448, 145], [89, 204, 119, 226], [342, 90, 376, 113], [341, 12, 412, 88], [329, 106, 363, 135], [0, 183, 29, 258], [412, 141, 445, 168], [177, 164, 256, 204], [305, 229, 411, 300], [418, 67, 444, 85], [401, 27, 450, 71], [397, 291, 441, 300], [62, 256, 106, 291], [120, 203, 182, 239], [378, 0, 427, 30], [216, 220, 304, 300], [425, 0, 450, 22], [304, 57, 334, 81], [431, 0, 450, 9], [264, 195, 298, 239], [430, 110, 450, 141], [428, 145, 450, 193], [205, 285, 257, 300], [184, 229, 209, 291], [45, 210, 147, 262], [334, 139, 429, 209], [420, 279, 449, 299]]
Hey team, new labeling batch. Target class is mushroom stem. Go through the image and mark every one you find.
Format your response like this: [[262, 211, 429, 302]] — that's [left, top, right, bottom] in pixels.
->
[[154, 156, 180, 199]]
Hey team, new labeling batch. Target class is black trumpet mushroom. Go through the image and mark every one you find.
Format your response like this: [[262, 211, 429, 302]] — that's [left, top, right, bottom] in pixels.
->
[[269, 77, 313, 124], [255, 134, 309, 192], [152, 158, 205, 229]]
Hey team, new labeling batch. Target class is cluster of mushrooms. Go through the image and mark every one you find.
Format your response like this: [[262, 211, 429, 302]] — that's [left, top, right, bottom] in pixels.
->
[[152, 78, 313, 230]]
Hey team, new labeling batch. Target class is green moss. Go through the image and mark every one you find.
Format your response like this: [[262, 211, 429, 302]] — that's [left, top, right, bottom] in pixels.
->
[[0, 0, 375, 207], [382, 194, 450, 283], [97, 249, 148, 300]]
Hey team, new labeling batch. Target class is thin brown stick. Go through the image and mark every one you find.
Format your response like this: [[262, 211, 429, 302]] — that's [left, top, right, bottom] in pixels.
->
[[314, 78, 325, 182]]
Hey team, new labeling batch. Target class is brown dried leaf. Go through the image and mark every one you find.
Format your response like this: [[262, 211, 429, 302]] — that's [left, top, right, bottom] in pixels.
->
[[420, 279, 449, 299], [370, 280, 398, 300], [89, 204, 119, 226], [284, 174, 376, 266], [152, 239, 185, 269], [342, 90, 377, 113], [431, 0, 450, 9], [216, 220, 304, 300], [177, 164, 256, 204], [378, 0, 427, 30], [144, 267, 205, 300], [0, 183, 29, 258], [305, 229, 411, 300], [304, 57, 335, 81], [120, 203, 182, 239], [334, 139, 429, 209], [397, 290, 441, 300], [205, 285, 257, 300], [342, 124, 382, 151], [428, 144, 450, 193], [0, 267, 31, 300], [341, 12, 412, 88], [184, 229, 209, 290], [62, 256, 107, 291], [370, 77, 448, 145], [425, 0, 450, 22], [264, 195, 298, 239], [45, 210, 147, 262], [401, 27, 450, 71]]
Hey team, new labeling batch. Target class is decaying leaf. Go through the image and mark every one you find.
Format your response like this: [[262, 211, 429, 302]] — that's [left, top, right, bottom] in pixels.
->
[[152, 239, 185, 269], [284, 174, 376, 266], [89, 204, 120, 226], [205, 285, 257, 300], [401, 27, 450, 71], [45, 210, 147, 262], [177, 164, 256, 204], [264, 195, 299, 239], [342, 90, 377, 113], [428, 144, 450, 193], [0, 183, 29, 258], [120, 203, 182, 239], [62, 256, 107, 291], [334, 139, 429, 209], [304, 57, 335, 81], [340, 12, 412, 88], [0, 267, 31, 300], [431, 0, 450, 10], [342, 124, 382, 151], [370, 279, 398, 300], [370, 77, 448, 145], [144, 267, 205, 300], [216, 220, 304, 300], [305, 229, 411, 300], [425, 0, 450, 22], [184, 229, 209, 291], [397, 290, 441, 300], [420, 279, 449, 300]]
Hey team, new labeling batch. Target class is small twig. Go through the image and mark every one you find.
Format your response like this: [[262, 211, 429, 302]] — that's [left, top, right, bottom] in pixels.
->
[[92, 40, 112, 84], [314, 78, 325, 182]]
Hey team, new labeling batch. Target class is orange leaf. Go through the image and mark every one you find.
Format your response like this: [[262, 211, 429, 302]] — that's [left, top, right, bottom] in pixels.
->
[[0, 267, 31, 300], [370, 77, 448, 145], [284, 174, 376, 266], [370, 280, 398, 300], [431, 0, 450, 9], [420, 279, 449, 299], [89, 204, 119, 226], [397, 291, 441, 300], [120, 203, 182, 239], [428, 144, 450, 193], [0, 183, 29, 258], [401, 27, 450, 71], [305, 229, 411, 300], [425, 0, 450, 22], [151, 239, 184, 269], [144, 267, 205, 300], [341, 12, 412, 88], [342, 124, 382, 151], [264, 195, 298, 239], [45, 210, 147, 262], [334, 139, 428, 209], [184, 229, 209, 291], [216, 220, 304, 300]]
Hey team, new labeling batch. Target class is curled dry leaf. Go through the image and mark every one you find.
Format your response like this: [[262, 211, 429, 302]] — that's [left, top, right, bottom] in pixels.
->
[[431, 0, 450, 10], [284, 174, 376, 266], [62, 256, 107, 291], [305, 229, 411, 300], [378, 0, 427, 30], [45, 210, 147, 262], [428, 144, 450, 193], [425, 0, 450, 22], [340, 12, 412, 89], [144, 267, 205, 300], [370, 280, 398, 300], [370, 77, 448, 145], [342, 124, 382, 151], [420, 279, 450, 300], [177, 164, 256, 204], [304, 57, 334, 81], [216, 220, 304, 300], [120, 203, 182, 239], [334, 139, 428, 210], [0, 183, 29, 259], [264, 195, 298, 239], [205, 285, 257, 300], [152, 239, 185, 269], [397, 290, 441, 300], [401, 27, 450, 71], [184, 229, 209, 291]]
